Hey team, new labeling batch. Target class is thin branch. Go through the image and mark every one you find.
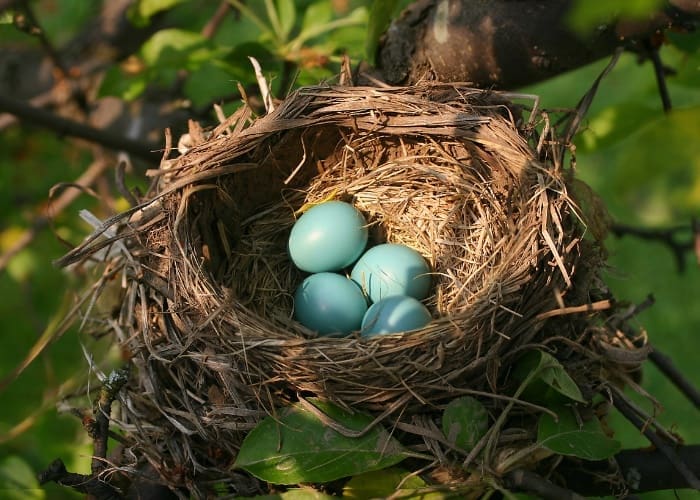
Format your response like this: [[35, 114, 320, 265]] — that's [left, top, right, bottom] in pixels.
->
[[643, 37, 673, 113], [649, 347, 700, 409], [38, 458, 121, 500], [611, 221, 698, 273], [0, 93, 161, 163], [85, 366, 130, 475], [201, 1, 231, 39], [15, 0, 69, 78], [504, 468, 586, 500], [556, 445, 700, 495], [611, 386, 700, 490]]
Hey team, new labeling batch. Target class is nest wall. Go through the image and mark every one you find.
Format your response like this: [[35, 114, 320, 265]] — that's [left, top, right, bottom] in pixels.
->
[[61, 82, 620, 491]]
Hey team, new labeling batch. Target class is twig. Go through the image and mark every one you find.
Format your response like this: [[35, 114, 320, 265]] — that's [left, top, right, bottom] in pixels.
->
[[648, 347, 700, 409], [201, 0, 231, 39], [643, 37, 673, 113], [557, 445, 700, 495], [85, 367, 130, 475], [611, 221, 697, 273], [38, 458, 121, 500], [15, 0, 69, 78], [504, 468, 585, 500], [611, 386, 700, 490], [0, 93, 160, 163]]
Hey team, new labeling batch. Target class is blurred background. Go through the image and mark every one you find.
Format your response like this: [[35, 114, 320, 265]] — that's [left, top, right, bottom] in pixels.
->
[[0, 1, 698, 498]]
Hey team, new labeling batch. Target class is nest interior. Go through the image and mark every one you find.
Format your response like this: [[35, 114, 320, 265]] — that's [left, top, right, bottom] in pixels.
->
[[60, 81, 639, 493]]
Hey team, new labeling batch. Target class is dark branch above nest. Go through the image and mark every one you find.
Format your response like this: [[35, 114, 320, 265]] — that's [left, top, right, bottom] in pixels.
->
[[375, 0, 700, 89]]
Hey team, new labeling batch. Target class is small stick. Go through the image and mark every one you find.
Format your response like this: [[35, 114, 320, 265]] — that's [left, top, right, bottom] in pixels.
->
[[15, 0, 69, 78], [611, 222, 694, 273], [648, 347, 700, 409], [504, 468, 586, 500], [201, 0, 231, 39], [643, 38, 672, 113], [611, 386, 700, 490], [85, 367, 130, 475], [38, 458, 121, 500]]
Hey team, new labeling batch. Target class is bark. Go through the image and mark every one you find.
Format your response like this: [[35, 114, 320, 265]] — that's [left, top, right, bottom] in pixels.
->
[[376, 0, 700, 88]]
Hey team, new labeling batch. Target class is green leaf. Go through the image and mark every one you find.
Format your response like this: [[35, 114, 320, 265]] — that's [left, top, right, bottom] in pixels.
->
[[0, 455, 45, 500], [513, 351, 585, 403], [301, 1, 333, 35], [441, 396, 489, 449], [140, 29, 222, 70], [567, 0, 664, 34], [344, 468, 445, 499], [97, 66, 148, 101], [276, 0, 296, 42], [237, 488, 336, 499], [129, 0, 186, 27], [183, 61, 238, 108], [366, 0, 400, 64], [537, 407, 621, 460], [234, 398, 409, 484]]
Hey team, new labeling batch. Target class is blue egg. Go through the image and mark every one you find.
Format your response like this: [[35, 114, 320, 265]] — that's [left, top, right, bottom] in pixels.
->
[[361, 296, 432, 337], [288, 201, 368, 273], [294, 272, 368, 336], [351, 243, 431, 303]]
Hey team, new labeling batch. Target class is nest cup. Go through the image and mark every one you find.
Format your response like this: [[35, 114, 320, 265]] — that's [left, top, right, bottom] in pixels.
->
[[62, 82, 612, 491]]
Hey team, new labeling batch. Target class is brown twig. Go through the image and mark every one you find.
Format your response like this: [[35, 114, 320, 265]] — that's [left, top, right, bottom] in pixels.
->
[[201, 0, 231, 39], [38, 458, 121, 500], [610, 386, 700, 490], [0, 93, 160, 163], [610, 220, 698, 272], [86, 366, 130, 475]]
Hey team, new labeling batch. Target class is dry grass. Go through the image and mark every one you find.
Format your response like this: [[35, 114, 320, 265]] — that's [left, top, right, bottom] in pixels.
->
[[58, 81, 642, 496]]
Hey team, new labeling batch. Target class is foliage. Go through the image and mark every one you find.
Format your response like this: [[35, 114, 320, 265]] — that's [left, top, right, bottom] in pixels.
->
[[0, 1, 699, 499], [234, 398, 409, 484]]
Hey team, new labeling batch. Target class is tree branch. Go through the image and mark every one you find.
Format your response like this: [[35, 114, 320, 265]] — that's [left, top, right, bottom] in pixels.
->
[[611, 386, 700, 490], [13, 0, 69, 77], [611, 220, 698, 273], [643, 37, 673, 112], [504, 469, 585, 499], [38, 458, 122, 500], [377, 0, 700, 88], [649, 347, 700, 409], [0, 94, 161, 164], [556, 445, 700, 495]]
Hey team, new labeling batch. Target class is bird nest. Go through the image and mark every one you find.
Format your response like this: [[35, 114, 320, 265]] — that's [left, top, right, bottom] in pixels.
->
[[59, 80, 644, 497]]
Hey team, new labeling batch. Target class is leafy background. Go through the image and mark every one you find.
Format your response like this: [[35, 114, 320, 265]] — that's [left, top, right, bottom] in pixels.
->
[[0, 0, 698, 498]]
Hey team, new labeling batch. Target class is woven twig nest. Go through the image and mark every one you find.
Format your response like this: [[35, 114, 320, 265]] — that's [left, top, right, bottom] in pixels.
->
[[60, 81, 640, 496]]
